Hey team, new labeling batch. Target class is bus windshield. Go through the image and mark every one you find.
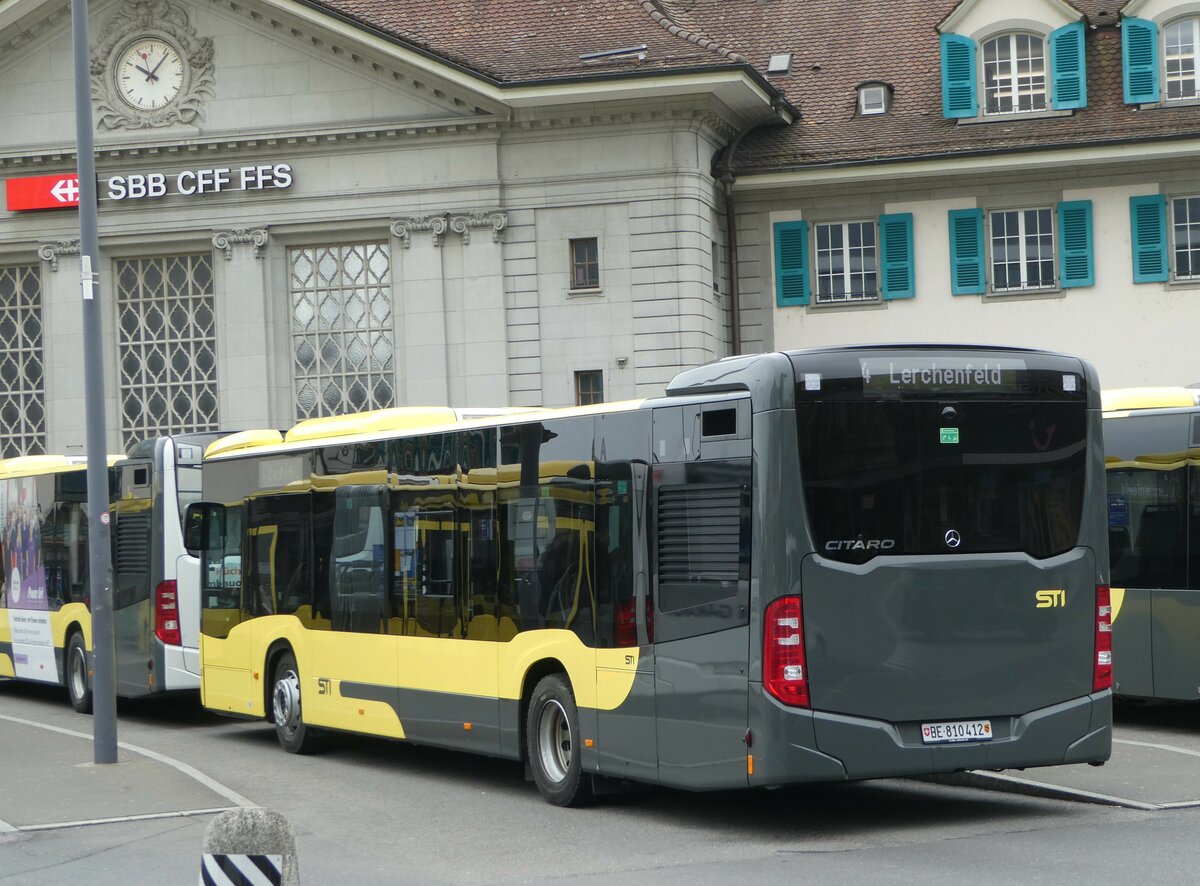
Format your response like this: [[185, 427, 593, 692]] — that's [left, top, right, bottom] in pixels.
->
[[794, 349, 1089, 563]]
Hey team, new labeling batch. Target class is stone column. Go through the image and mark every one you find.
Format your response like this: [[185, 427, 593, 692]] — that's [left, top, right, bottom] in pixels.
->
[[447, 211, 509, 407], [391, 216, 450, 406], [40, 240, 120, 453], [211, 228, 273, 429]]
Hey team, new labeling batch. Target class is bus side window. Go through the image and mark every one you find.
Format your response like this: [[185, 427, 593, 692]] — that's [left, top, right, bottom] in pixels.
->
[[199, 504, 242, 639], [331, 485, 387, 634]]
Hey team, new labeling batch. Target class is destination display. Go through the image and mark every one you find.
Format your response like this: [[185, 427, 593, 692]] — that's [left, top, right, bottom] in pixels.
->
[[790, 348, 1089, 401], [859, 356, 1027, 394]]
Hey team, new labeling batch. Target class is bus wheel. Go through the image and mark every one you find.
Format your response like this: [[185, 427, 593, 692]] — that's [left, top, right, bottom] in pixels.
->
[[271, 652, 321, 754], [526, 674, 593, 807], [66, 632, 92, 715]]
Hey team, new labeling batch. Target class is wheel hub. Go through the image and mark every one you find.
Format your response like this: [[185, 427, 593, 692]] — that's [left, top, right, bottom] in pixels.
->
[[536, 698, 572, 784], [273, 670, 301, 736]]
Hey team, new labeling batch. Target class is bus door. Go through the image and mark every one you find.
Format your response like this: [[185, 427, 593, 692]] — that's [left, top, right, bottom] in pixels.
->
[[594, 411, 657, 784], [170, 437, 209, 677], [1105, 410, 1198, 700], [111, 460, 157, 696], [306, 485, 400, 738], [651, 401, 753, 790]]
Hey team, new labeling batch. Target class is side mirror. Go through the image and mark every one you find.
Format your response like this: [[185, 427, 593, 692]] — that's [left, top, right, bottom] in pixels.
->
[[184, 502, 224, 557]]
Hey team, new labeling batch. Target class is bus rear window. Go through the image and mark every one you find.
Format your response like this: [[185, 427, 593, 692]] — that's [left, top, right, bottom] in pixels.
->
[[798, 398, 1087, 562]]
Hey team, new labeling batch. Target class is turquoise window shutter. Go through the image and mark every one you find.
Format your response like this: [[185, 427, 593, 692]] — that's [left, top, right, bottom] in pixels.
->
[[879, 213, 915, 299], [1057, 200, 1094, 287], [1050, 22, 1087, 110], [948, 209, 985, 295], [941, 34, 977, 118], [774, 220, 810, 306], [1129, 195, 1168, 283], [1122, 18, 1160, 104]]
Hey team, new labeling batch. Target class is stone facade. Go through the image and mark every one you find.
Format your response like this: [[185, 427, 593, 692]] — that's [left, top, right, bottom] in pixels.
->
[[0, 0, 747, 454]]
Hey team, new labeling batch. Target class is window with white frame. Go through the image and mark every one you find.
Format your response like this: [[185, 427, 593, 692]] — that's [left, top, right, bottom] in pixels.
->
[[989, 208, 1055, 292], [1171, 196, 1200, 278], [814, 221, 878, 303], [982, 33, 1047, 114], [1165, 18, 1200, 100], [859, 84, 889, 115]]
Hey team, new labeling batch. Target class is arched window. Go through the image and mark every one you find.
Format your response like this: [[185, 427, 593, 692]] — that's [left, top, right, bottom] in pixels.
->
[[1164, 17, 1200, 100], [982, 33, 1047, 114]]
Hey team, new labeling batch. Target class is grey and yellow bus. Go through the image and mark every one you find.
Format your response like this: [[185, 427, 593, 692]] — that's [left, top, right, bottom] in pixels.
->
[[189, 346, 1112, 805], [1103, 386, 1200, 702], [0, 431, 228, 712]]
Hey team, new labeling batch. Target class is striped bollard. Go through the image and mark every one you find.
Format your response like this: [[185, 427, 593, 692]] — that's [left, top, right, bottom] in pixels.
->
[[201, 807, 298, 885]]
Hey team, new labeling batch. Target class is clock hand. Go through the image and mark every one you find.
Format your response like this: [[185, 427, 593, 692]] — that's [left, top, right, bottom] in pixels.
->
[[134, 63, 155, 80], [147, 53, 169, 80]]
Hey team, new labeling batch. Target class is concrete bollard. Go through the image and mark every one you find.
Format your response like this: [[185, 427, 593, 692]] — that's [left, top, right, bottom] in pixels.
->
[[200, 807, 299, 885]]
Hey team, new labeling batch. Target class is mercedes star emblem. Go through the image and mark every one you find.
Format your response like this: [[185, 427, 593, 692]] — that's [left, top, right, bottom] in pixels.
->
[[945, 529, 962, 548]]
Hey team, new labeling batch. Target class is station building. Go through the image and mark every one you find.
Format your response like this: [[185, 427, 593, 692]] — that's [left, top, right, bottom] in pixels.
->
[[1, 0, 1197, 456]]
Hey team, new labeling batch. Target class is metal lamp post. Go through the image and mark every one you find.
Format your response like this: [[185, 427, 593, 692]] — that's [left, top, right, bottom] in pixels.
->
[[70, 0, 117, 764]]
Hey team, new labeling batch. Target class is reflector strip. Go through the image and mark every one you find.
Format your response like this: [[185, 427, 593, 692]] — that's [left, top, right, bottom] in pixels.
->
[[200, 852, 282, 886]]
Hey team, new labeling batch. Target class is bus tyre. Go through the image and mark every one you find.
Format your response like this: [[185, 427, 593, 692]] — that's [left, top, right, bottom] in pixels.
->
[[526, 674, 593, 807], [66, 632, 93, 714], [271, 652, 322, 754]]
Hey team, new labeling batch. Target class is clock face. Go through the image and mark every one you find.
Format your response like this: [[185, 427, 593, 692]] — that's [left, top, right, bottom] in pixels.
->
[[115, 38, 184, 111]]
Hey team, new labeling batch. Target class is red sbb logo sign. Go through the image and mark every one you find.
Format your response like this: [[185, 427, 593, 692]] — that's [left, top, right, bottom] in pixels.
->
[[5, 174, 81, 211]]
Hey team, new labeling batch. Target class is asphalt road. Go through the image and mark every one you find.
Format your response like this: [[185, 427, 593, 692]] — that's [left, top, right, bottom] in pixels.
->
[[1, 682, 1198, 885]]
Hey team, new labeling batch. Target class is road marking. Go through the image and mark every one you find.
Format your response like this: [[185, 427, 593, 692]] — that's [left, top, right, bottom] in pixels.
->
[[0, 817, 17, 833], [17, 807, 234, 833], [1157, 799, 1200, 809], [0, 713, 254, 808], [963, 771, 1164, 810], [1114, 738, 1200, 759]]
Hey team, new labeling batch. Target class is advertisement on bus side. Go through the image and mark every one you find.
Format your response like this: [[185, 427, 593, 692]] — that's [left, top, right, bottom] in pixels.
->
[[0, 477, 56, 682]]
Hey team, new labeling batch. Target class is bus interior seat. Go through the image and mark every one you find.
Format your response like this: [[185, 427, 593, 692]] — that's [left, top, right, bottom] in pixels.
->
[[1135, 505, 1185, 588], [332, 566, 385, 633], [1108, 526, 1134, 584]]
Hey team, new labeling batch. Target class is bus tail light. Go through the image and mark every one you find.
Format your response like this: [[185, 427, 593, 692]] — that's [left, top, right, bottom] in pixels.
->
[[155, 580, 181, 647], [764, 596, 809, 708], [615, 598, 637, 647], [1094, 585, 1113, 693]]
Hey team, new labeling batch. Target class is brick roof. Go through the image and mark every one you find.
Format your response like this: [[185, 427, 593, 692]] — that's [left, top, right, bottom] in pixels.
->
[[307, 0, 1200, 173], [312, 0, 745, 82], [673, 0, 1182, 173]]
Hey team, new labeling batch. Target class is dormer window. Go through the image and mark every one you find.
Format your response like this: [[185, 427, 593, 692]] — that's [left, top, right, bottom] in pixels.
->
[[941, 21, 1085, 118], [982, 33, 1047, 113], [858, 83, 890, 115], [1121, 15, 1200, 104], [1164, 17, 1200, 100]]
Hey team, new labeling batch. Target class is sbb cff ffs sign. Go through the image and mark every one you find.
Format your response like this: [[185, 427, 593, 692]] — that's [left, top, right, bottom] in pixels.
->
[[5, 163, 293, 211], [5, 175, 81, 211]]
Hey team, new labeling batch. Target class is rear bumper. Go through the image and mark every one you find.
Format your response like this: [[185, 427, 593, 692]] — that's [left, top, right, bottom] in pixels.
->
[[159, 643, 200, 692], [748, 686, 1112, 786]]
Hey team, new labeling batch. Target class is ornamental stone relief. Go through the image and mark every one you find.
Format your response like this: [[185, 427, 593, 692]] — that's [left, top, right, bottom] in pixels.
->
[[90, 0, 216, 131]]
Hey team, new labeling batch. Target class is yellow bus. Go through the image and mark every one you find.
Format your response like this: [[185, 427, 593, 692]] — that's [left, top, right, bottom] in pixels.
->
[[1102, 386, 1200, 701], [0, 432, 230, 712], [191, 346, 1112, 806]]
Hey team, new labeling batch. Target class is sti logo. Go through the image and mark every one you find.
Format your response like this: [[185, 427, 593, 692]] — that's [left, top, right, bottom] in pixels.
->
[[1035, 589, 1066, 608]]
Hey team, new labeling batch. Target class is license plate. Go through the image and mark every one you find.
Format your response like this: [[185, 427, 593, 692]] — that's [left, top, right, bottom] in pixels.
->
[[921, 719, 993, 744]]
